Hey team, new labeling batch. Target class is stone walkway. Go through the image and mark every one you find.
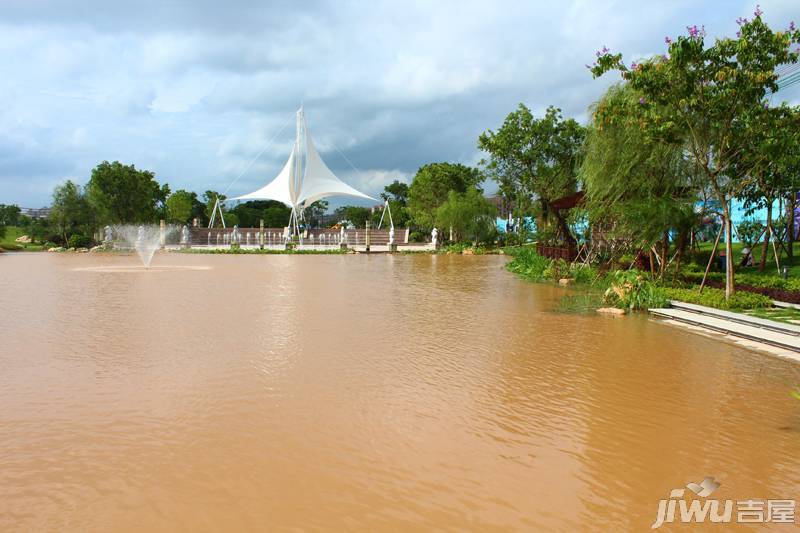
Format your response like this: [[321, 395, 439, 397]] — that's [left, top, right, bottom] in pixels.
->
[[649, 301, 800, 359]]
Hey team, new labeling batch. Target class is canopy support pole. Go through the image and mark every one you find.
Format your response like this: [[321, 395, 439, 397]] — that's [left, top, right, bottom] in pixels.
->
[[377, 200, 394, 230], [208, 197, 226, 229]]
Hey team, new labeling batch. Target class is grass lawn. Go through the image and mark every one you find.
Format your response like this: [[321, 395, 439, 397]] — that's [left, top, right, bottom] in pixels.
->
[[744, 306, 800, 325], [696, 240, 800, 278], [0, 226, 46, 251]]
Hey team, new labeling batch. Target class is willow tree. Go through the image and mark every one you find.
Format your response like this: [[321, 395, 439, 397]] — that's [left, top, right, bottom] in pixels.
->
[[581, 83, 699, 275], [590, 9, 800, 298], [479, 104, 585, 245]]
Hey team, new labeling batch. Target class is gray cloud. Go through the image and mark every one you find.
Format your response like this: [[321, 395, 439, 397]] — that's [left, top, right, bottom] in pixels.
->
[[0, 0, 797, 207]]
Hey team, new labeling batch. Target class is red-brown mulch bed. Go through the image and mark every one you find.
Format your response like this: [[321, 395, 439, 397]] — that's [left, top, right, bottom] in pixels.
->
[[700, 279, 800, 304]]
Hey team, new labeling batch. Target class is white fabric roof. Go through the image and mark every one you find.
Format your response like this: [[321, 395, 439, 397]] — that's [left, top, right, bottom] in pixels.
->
[[230, 108, 377, 208]]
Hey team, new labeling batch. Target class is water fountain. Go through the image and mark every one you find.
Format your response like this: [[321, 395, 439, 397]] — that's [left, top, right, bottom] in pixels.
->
[[112, 224, 177, 268], [180, 225, 190, 248]]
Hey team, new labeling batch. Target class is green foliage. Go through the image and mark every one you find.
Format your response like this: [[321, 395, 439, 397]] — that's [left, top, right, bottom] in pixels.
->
[[407, 162, 483, 231], [591, 11, 800, 296], [662, 287, 773, 310], [229, 200, 291, 228], [506, 247, 600, 285], [581, 83, 699, 254], [86, 161, 168, 224], [304, 200, 328, 228], [736, 219, 765, 248], [434, 188, 497, 244], [334, 205, 371, 228], [67, 234, 93, 249], [479, 104, 584, 244], [505, 247, 552, 281], [166, 190, 196, 224], [381, 180, 409, 204], [50, 180, 94, 244], [0, 204, 21, 227], [602, 270, 668, 310]]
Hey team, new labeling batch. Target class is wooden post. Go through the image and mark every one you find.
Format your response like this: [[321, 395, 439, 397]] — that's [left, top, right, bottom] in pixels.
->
[[699, 224, 723, 294]]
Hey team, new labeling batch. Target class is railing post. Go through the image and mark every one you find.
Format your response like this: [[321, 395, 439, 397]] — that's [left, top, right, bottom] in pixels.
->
[[365, 220, 371, 253]]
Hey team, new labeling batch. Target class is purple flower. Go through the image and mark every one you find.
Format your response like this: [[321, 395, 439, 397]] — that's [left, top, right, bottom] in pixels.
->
[[754, 5, 763, 17], [791, 21, 796, 31], [688, 25, 699, 38], [736, 31, 742, 37], [665, 36, 672, 45], [736, 17, 748, 26], [764, 102, 770, 109], [631, 62, 639, 69], [639, 97, 646, 105]]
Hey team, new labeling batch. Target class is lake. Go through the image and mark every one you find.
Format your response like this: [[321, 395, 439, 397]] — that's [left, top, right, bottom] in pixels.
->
[[1, 252, 798, 531]]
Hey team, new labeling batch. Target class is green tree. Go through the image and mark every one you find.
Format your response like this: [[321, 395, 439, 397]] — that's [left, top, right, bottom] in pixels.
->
[[165, 190, 195, 224], [381, 180, 410, 204], [304, 200, 329, 228], [0, 204, 21, 227], [86, 161, 169, 224], [407, 163, 483, 231], [50, 180, 94, 244], [478, 105, 585, 245], [738, 104, 800, 271], [591, 9, 800, 297], [581, 82, 700, 274], [435, 188, 498, 244], [334, 205, 371, 228]]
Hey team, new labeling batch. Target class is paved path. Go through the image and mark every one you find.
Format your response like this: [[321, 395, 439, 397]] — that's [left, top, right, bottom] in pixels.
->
[[649, 303, 800, 354]]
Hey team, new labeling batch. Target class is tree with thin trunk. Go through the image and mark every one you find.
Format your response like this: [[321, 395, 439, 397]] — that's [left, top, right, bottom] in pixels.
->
[[590, 9, 800, 299]]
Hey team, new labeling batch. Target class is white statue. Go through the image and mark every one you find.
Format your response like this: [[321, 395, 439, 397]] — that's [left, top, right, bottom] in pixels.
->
[[431, 227, 438, 248], [104, 225, 113, 244], [180, 225, 190, 246], [388, 226, 395, 246], [231, 225, 240, 244]]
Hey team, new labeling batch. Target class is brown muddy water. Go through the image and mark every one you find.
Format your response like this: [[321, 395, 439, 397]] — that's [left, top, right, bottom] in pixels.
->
[[1, 252, 799, 531]]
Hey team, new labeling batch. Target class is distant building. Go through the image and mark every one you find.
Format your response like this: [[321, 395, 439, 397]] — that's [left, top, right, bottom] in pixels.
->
[[485, 195, 515, 219], [20, 207, 51, 219]]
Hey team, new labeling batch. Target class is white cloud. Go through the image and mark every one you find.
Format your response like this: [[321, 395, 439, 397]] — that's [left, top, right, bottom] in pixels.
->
[[0, 0, 797, 206]]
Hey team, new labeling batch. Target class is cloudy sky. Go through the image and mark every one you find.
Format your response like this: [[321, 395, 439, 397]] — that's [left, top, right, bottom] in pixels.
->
[[1, 0, 798, 208]]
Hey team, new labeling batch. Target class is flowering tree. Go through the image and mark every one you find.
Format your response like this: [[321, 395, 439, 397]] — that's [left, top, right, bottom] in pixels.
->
[[590, 7, 800, 298]]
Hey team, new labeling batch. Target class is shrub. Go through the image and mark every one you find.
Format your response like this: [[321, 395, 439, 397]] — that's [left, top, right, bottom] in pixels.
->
[[602, 270, 667, 310], [506, 247, 551, 281], [67, 234, 93, 248], [662, 287, 773, 310]]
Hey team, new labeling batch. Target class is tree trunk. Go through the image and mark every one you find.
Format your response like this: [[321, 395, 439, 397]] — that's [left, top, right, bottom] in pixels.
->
[[673, 228, 687, 280], [724, 211, 734, 299], [760, 201, 772, 272], [788, 192, 795, 262], [660, 231, 669, 277], [551, 207, 576, 247]]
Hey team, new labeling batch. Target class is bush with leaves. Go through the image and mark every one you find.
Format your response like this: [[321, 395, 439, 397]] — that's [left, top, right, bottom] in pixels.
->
[[602, 270, 668, 310], [662, 287, 772, 310]]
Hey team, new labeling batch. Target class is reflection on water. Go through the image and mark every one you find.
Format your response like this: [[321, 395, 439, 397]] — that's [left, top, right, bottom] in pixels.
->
[[1, 252, 799, 531]]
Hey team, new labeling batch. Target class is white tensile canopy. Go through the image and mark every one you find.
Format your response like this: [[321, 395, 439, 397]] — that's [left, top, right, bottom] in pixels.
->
[[229, 107, 377, 231]]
